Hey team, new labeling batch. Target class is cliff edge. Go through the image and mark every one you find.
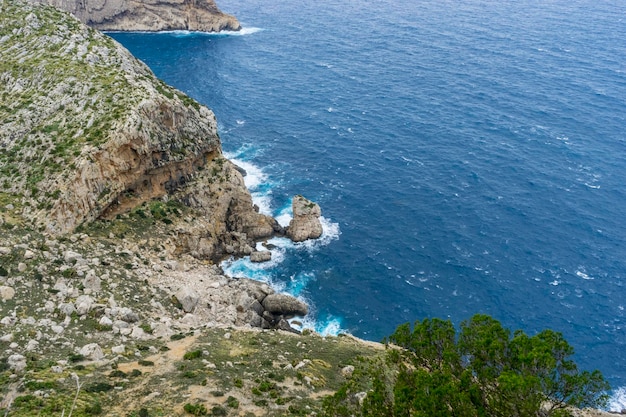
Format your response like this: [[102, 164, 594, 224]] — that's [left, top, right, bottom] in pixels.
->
[[26, 0, 241, 32], [0, 1, 270, 261]]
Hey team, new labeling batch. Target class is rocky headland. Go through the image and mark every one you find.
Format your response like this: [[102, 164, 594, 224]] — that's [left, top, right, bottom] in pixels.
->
[[0, 2, 370, 415], [25, 0, 241, 32], [0, 2, 616, 416]]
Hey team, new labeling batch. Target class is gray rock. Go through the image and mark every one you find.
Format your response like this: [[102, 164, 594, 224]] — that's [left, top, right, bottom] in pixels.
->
[[0, 286, 15, 301], [249, 299, 265, 316], [111, 345, 125, 354], [0, 333, 14, 342], [8, 354, 26, 372], [262, 293, 309, 317], [82, 270, 101, 292], [23, 249, 35, 259], [341, 365, 355, 378], [78, 343, 104, 361], [51, 325, 64, 334], [17, 262, 27, 272], [250, 250, 272, 263], [174, 286, 199, 313], [99, 316, 113, 327], [75, 294, 94, 316], [26, 339, 39, 351], [0, 316, 17, 326], [119, 308, 139, 323], [58, 302, 75, 317]]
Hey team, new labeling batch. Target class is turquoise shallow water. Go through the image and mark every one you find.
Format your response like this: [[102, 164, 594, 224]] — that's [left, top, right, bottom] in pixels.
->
[[111, 0, 626, 407]]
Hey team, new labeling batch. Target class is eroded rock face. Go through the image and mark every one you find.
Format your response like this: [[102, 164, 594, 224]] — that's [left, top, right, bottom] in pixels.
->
[[0, 2, 261, 261], [28, 0, 241, 32], [286, 195, 324, 242]]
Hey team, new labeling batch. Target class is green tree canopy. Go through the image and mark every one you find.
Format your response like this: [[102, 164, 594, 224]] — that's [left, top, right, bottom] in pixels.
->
[[323, 314, 609, 417]]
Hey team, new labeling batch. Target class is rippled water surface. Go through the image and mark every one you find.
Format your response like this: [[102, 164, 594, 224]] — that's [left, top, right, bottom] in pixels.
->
[[111, 0, 626, 406]]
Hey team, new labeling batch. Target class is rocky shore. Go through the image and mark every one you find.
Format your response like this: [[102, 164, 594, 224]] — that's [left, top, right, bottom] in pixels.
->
[[26, 0, 241, 32], [0, 2, 615, 416]]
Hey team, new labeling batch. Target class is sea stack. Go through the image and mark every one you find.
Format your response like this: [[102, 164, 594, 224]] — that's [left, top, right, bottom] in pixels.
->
[[286, 195, 324, 242]]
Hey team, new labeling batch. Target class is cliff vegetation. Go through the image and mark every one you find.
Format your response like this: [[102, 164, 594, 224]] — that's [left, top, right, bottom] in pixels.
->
[[0, 2, 615, 417]]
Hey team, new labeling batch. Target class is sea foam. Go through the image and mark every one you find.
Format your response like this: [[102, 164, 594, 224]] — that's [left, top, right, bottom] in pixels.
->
[[608, 386, 626, 413], [220, 150, 344, 335]]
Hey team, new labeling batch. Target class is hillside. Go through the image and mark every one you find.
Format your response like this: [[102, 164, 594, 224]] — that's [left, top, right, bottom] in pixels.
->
[[0, 2, 617, 417]]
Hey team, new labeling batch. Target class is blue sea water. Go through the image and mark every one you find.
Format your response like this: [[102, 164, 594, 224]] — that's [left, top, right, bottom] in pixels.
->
[[110, 0, 626, 407]]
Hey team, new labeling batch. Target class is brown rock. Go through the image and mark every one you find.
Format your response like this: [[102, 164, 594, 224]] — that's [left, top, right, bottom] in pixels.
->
[[286, 195, 323, 242], [262, 293, 309, 317]]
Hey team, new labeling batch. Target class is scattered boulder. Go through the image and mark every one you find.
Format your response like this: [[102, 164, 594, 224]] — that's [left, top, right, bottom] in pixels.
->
[[341, 365, 355, 378], [111, 345, 125, 354], [99, 316, 113, 327], [79, 343, 104, 361], [82, 270, 101, 292], [8, 354, 26, 372], [174, 286, 199, 313], [262, 293, 309, 317], [119, 308, 139, 323], [286, 195, 323, 242], [75, 295, 94, 316], [58, 302, 75, 317], [0, 286, 15, 301]]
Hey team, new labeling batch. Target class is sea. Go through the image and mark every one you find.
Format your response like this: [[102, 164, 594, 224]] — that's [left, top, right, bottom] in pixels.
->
[[109, 0, 626, 409]]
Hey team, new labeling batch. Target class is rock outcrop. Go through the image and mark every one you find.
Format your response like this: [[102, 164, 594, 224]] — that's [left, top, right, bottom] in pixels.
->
[[286, 195, 324, 242], [0, 2, 266, 260], [27, 0, 241, 32]]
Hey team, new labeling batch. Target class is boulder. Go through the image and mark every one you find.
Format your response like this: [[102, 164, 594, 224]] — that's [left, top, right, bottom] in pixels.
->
[[0, 286, 15, 301], [79, 343, 104, 361], [174, 286, 199, 313], [8, 354, 26, 372], [75, 295, 94, 316], [286, 195, 323, 242], [58, 302, 75, 316], [82, 270, 101, 292], [262, 293, 309, 317], [250, 250, 272, 263]]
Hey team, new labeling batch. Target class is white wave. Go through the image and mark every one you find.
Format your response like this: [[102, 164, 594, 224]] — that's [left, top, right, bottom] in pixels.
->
[[576, 269, 594, 280], [297, 216, 341, 249], [224, 154, 274, 215], [225, 27, 264, 36], [275, 201, 293, 228], [608, 386, 626, 413], [104, 27, 263, 36], [291, 314, 343, 337]]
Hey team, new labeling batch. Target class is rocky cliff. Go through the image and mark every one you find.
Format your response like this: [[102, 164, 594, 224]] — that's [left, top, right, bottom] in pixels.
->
[[26, 0, 241, 32], [0, 0, 268, 261]]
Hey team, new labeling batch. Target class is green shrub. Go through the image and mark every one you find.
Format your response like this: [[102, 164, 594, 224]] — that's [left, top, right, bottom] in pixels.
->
[[183, 403, 207, 416], [226, 396, 239, 408], [85, 382, 114, 393], [183, 350, 202, 360], [85, 400, 103, 415], [211, 406, 227, 416]]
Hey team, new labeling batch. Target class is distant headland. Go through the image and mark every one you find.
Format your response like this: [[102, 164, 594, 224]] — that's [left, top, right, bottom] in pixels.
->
[[25, 0, 241, 32]]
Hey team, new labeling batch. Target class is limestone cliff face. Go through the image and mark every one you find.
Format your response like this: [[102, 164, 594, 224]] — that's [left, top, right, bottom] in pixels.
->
[[26, 0, 241, 32], [0, 1, 269, 260]]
